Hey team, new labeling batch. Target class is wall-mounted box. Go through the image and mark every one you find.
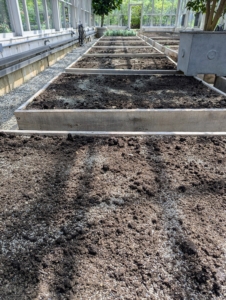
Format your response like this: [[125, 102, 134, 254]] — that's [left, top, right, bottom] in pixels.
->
[[177, 31, 226, 76]]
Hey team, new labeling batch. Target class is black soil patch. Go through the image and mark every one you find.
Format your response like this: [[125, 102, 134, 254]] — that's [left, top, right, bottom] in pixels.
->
[[0, 134, 226, 299], [27, 74, 226, 110], [71, 57, 176, 70], [95, 41, 148, 46], [88, 47, 159, 54], [155, 40, 179, 46]]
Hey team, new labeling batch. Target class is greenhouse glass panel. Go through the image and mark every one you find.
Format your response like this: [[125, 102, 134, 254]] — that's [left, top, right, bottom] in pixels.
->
[[143, 15, 151, 26], [37, 0, 46, 29], [162, 15, 171, 26], [120, 15, 128, 26], [65, 5, 71, 28], [46, 0, 53, 29], [27, 0, 39, 30], [59, 1, 65, 28], [153, 15, 161, 26], [0, 0, 12, 33], [110, 15, 119, 26], [95, 15, 101, 26], [143, 0, 153, 14], [153, 0, 163, 14], [18, 0, 27, 31], [120, 1, 129, 14], [171, 15, 176, 25], [162, 0, 176, 14]]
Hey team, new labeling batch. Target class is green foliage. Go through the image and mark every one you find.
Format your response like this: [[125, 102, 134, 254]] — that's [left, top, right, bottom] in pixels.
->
[[186, 0, 208, 14], [93, 0, 123, 26], [131, 5, 141, 29], [186, 0, 226, 30], [0, 0, 12, 33], [0, 23, 11, 33], [104, 29, 136, 36], [92, 0, 123, 17]]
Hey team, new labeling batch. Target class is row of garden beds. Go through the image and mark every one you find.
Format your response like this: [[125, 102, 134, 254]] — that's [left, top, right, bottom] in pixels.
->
[[14, 33, 226, 133], [3, 32, 226, 300]]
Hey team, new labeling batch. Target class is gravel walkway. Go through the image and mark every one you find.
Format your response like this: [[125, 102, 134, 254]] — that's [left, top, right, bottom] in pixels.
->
[[0, 39, 96, 130]]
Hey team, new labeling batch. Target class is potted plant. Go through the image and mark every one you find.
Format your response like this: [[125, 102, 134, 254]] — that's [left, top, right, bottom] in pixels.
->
[[177, 0, 226, 76], [92, 0, 123, 37]]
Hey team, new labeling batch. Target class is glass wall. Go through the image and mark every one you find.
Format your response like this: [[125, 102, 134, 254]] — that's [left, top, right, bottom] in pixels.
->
[[37, 0, 46, 30], [0, 0, 13, 33], [46, 0, 53, 29], [0, 0, 93, 37], [27, 0, 38, 30], [94, 0, 178, 27], [59, 1, 72, 29]]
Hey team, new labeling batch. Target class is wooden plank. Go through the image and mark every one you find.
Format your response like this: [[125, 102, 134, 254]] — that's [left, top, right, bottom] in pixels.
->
[[3, 130, 226, 137], [15, 109, 226, 132], [65, 68, 179, 75], [83, 53, 166, 58]]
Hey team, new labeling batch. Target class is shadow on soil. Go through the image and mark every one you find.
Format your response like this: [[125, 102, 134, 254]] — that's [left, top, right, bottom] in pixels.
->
[[0, 135, 224, 299]]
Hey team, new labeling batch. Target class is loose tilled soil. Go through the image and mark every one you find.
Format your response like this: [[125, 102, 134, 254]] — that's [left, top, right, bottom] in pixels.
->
[[88, 47, 159, 54], [95, 42, 149, 46], [150, 37, 180, 41], [27, 74, 226, 110], [71, 57, 176, 70], [1, 134, 226, 299], [101, 38, 141, 41], [155, 41, 179, 46]]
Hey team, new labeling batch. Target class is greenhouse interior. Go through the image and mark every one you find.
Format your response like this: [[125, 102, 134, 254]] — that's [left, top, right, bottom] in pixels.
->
[[1, 0, 226, 299]]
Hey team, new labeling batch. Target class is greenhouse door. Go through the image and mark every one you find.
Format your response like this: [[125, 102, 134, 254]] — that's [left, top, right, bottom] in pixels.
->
[[128, 4, 143, 29]]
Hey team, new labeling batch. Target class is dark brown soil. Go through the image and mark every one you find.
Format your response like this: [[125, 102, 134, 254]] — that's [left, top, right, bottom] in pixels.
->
[[1, 133, 226, 299], [88, 47, 159, 54], [155, 40, 179, 46], [168, 46, 179, 51], [95, 41, 148, 46], [101, 37, 141, 41], [71, 57, 176, 70], [27, 74, 226, 110]]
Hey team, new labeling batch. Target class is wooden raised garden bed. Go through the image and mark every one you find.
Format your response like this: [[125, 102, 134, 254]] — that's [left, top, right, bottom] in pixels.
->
[[15, 73, 226, 132]]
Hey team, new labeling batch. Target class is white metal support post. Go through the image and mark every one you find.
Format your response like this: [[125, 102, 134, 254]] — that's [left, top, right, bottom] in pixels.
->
[[34, 0, 41, 30], [42, 0, 50, 29], [175, 0, 181, 29], [52, 0, 61, 31], [22, 0, 31, 31], [7, 0, 24, 36]]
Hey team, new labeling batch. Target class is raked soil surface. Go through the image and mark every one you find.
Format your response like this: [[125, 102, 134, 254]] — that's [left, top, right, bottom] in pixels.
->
[[0, 134, 226, 299], [155, 40, 179, 46], [27, 74, 226, 110], [95, 41, 149, 46], [100, 38, 141, 41], [88, 47, 159, 54], [71, 57, 176, 70]]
